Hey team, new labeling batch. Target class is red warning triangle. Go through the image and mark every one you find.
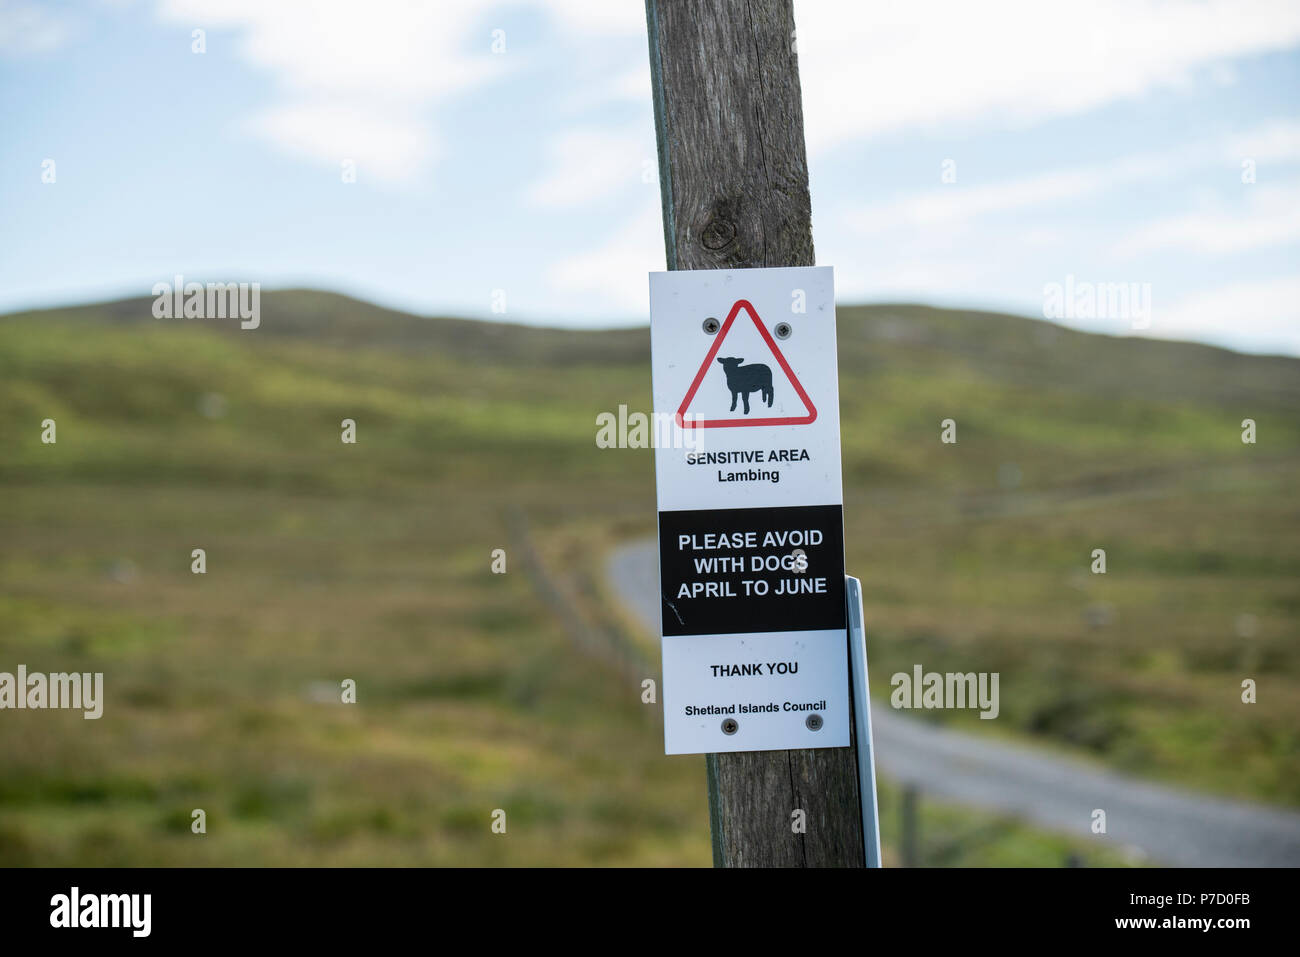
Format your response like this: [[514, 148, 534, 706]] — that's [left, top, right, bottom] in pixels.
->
[[675, 299, 817, 429]]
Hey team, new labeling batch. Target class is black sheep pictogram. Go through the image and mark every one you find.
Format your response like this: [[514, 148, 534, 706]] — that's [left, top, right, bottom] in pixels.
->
[[716, 357, 774, 414]]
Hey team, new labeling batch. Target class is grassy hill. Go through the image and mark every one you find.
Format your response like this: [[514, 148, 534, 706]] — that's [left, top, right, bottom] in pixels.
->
[[1, 291, 1296, 866]]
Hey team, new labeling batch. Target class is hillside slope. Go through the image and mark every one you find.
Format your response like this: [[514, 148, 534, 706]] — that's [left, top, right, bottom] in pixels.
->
[[1, 291, 1296, 865]]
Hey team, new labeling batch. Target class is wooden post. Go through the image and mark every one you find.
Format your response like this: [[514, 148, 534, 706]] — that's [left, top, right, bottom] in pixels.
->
[[645, 0, 866, 867]]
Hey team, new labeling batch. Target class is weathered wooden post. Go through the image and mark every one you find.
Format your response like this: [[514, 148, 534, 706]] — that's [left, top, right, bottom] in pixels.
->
[[645, 0, 866, 867]]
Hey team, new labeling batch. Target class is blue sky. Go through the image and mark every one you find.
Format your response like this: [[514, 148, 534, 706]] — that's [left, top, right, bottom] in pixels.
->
[[2, 0, 1298, 354]]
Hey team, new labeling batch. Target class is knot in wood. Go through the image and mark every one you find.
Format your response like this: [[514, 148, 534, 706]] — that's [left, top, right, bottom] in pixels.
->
[[700, 219, 737, 251]]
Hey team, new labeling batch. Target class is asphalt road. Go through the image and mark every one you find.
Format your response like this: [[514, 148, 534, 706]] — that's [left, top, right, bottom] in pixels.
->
[[608, 539, 1300, 867]]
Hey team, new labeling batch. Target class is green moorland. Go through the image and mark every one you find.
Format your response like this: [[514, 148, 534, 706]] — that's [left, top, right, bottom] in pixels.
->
[[0, 290, 1296, 866]]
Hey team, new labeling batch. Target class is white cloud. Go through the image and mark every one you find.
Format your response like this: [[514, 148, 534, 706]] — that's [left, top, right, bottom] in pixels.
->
[[611, 64, 652, 100], [843, 260, 987, 300], [1115, 182, 1300, 256], [1153, 276, 1300, 353], [537, 1, 644, 38], [0, 0, 74, 54], [844, 150, 1174, 236], [1229, 120, 1300, 163], [843, 121, 1300, 240], [795, 0, 1300, 154], [155, 0, 509, 185], [245, 103, 435, 185], [148, 0, 654, 186], [527, 0, 1300, 160], [546, 201, 665, 315], [157, 0, 500, 99], [526, 128, 655, 209]]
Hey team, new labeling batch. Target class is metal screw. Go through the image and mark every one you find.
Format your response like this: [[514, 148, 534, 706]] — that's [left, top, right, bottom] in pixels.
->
[[791, 547, 807, 572], [805, 713, 823, 731], [721, 718, 739, 735], [775, 322, 792, 339], [702, 317, 720, 335]]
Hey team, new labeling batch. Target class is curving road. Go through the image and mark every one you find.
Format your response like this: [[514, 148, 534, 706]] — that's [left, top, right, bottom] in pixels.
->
[[608, 539, 1300, 867]]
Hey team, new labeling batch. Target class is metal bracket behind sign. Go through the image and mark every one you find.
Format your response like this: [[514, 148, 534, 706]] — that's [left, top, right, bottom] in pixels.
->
[[846, 575, 882, 867]]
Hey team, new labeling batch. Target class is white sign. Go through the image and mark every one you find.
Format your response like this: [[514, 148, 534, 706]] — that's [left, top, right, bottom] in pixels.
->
[[649, 266, 849, 755]]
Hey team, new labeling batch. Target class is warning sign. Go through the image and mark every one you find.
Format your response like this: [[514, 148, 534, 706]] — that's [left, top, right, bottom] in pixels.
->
[[649, 266, 849, 755], [675, 300, 817, 428]]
